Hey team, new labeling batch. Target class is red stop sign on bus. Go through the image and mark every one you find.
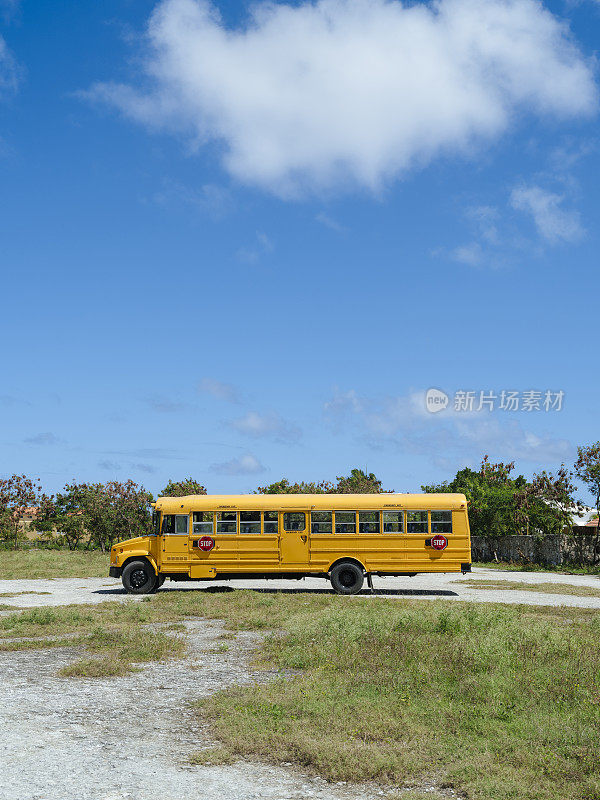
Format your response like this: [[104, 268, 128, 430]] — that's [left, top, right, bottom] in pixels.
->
[[196, 536, 215, 552], [430, 535, 448, 551]]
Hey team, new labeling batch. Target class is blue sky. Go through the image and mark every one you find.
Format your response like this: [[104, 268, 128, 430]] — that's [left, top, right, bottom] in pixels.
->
[[0, 0, 599, 500]]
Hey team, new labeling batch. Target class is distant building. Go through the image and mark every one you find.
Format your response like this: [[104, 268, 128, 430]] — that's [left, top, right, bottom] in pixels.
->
[[571, 506, 599, 533]]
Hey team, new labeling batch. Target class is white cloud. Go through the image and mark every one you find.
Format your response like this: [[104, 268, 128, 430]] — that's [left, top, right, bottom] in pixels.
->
[[145, 394, 189, 412], [450, 241, 483, 266], [316, 212, 346, 233], [132, 462, 157, 474], [152, 180, 233, 219], [324, 388, 364, 416], [230, 410, 301, 442], [1, 1, 21, 15], [446, 174, 586, 267], [199, 377, 241, 403], [98, 459, 121, 471], [236, 231, 274, 264], [449, 206, 507, 266], [23, 432, 62, 446], [210, 453, 266, 474], [0, 393, 30, 407], [0, 36, 18, 96], [105, 447, 187, 460], [510, 184, 584, 243], [0, 2, 21, 28], [88, 0, 597, 196], [466, 206, 500, 245], [325, 388, 574, 466]]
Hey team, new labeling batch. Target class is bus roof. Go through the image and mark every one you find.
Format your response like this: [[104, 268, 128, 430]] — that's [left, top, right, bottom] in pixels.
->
[[155, 493, 467, 513]]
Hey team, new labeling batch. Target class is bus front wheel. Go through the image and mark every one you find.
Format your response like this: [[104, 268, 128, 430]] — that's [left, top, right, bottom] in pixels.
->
[[122, 560, 158, 594], [330, 561, 364, 595]]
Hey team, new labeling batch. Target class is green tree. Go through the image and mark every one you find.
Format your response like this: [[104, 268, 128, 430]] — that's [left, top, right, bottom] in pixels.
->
[[422, 458, 521, 537], [256, 478, 334, 494], [523, 465, 581, 537], [159, 477, 207, 497], [0, 474, 48, 549], [44, 480, 154, 552], [574, 441, 600, 563], [422, 456, 577, 538], [36, 490, 87, 550], [256, 468, 389, 494], [335, 468, 387, 493]]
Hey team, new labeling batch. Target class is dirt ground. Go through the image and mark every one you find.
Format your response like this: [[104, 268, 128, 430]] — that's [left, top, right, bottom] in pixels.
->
[[1, 619, 397, 800], [2, 567, 598, 800], [1, 567, 600, 610]]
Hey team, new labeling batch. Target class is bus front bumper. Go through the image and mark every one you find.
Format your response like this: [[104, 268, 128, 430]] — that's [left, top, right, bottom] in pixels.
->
[[109, 566, 122, 578]]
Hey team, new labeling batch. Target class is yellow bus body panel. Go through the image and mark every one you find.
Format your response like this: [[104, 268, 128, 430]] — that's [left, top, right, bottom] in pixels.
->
[[111, 536, 159, 573], [114, 494, 470, 578]]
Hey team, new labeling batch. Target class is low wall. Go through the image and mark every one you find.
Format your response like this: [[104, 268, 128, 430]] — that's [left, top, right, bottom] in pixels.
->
[[471, 534, 599, 566]]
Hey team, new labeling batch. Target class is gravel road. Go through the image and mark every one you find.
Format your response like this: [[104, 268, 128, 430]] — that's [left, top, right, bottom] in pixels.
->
[[1, 567, 599, 609], [1, 568, 598, 800], [0, 620, 390, 800]]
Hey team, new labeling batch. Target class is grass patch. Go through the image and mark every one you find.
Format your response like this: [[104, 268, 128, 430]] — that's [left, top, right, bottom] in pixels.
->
[[474, 561, 600, 576], [188, 747, 237, 766], [0, 549, 109, 579], [83, 626, 186, 662], [0, 601, 186, 676], [463, 579, 600, 597], [183, 595, 600, 800], [59, 628, 185, 677], [0, 637, 75, 651], [0, 591, 52, 597], [59, 656, 135, 677], [2, 589, 599, 798], [167, 622, 187, 632], [0, 601, 166, 639], [386, 793, 449, 800], [207, 643, 231, 653]]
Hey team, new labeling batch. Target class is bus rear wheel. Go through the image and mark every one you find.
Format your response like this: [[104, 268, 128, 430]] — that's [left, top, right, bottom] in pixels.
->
[[330, 561, 364, 595], [122, 560, 158, 594]]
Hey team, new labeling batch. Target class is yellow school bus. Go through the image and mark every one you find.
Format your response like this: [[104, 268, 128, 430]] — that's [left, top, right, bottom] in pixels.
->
[[109, 493, 471, 594]]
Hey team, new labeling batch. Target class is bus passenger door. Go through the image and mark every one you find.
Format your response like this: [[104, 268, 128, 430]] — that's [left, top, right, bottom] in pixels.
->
[[279, 512, 309, 568], [160, 513, 190, 571]]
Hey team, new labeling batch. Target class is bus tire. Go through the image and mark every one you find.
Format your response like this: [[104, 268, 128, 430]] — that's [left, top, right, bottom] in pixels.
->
[[156, 576, 166, 588], [330, 561, 364, 595], [122, 560, 158, 594]]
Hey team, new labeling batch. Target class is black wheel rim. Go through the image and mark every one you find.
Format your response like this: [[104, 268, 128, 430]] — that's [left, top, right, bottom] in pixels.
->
[[339, 569, 356, 588], [130, 569, 147, 589]]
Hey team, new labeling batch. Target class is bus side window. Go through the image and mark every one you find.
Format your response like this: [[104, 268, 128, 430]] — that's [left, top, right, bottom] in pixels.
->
[[217, 512, 237, 534], [175, 515, 189, 534], [359, 511, 380, 533], [382, 511, 403, 533], [240, 511, 261, 534], [283, 512, 305, 531], [161, 514, 188, 534], [193, 512, 213, 535], [335, 511, 356, 534], [431, 511, 452, 534], [311, 511, 332, 534], [162, 514, 175, 534], [153, 511, 161, 536], [406, 511, 428, 533], [263, 511, 279, 534]]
